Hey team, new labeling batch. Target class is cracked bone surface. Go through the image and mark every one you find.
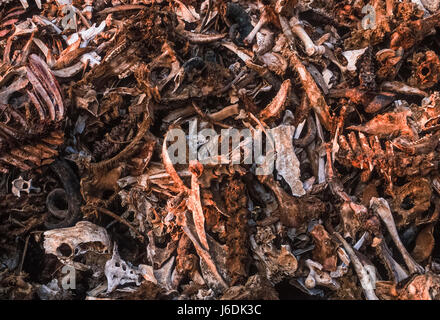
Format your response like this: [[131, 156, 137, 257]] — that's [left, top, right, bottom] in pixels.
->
[[289, 16, 325, 56], [370, 197, 425, 275], [380, 241, 409, 283]]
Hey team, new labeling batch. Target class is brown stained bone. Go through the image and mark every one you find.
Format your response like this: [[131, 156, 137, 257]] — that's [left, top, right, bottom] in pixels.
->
[[310, 224, 338, 272], [259, 79, 291, 122], [257, 174, 324, 232], [220, 274, 279, 300], [180, 210, 229, 291], [0, 56, 64, 172], [187, 160, 209, 251], [223, 177, 250, 286], [176, 22, 226, 44], [391, 178, 432, 228], [347, 109, 414, 139], [408, 51, 440, 90], [328, 87, 395, 114], [335, 128, 437, 192], [251, 226, 298, 284], [390, 11, 440, 51], [381, 81, 428, 97], [290, 51, 332, 131], [412, 223, 435, 263], [376, 48, 403, 80], [397, 273, 440, 300], [28, 54, 64, 121]]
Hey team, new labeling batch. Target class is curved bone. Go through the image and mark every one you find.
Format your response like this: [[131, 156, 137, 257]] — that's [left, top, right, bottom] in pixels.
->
[[44, 160, 82, 229], [28, 54, 64, 121], [294, 115, 316, 147]]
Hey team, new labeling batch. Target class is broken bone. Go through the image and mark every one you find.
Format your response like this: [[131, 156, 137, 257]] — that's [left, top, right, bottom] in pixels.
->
[[244, 8, 271, 46], [334, 232, 378, 300]]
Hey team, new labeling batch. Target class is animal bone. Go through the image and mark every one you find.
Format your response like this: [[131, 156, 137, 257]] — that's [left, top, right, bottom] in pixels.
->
[[381, 81, 428, 97], [370, 198, 425, 275], [251, 230, 298, 284], [105, 243, 142, 293], [290, 52, 332, 131], [289, 16, 325, 56], [271, 124, 306, 197], [334, 233, 378, 300], [259, 79, 291, 122], [11, 176, 40, 197], [243, 7, 275, 46], [391, 178, 431, 228], [379, 240, 409, 283], [304, 259, 340, 290], [342, 48, 368, 72]]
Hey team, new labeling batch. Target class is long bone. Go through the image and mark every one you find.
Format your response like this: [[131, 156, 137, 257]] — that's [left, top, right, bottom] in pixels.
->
[[289, 16, 325, 56], [370, 197, 425, 275], [335, 232, 378, 300]]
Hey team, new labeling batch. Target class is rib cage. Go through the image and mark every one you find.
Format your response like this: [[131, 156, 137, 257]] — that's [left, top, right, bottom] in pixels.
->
[[336, 131, 438, 188], [0, 54, 65, 172]]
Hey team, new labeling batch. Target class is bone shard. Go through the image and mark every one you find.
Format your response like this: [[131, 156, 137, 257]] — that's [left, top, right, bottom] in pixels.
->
[[271, 125, 305, 197]]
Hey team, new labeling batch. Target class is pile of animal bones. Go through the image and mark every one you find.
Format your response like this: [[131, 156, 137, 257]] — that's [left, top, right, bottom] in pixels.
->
[[2, 0, 440, 300]]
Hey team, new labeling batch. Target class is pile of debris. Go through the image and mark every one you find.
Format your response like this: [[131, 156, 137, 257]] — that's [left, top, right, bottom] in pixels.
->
[[1, 0, 440, 300]]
